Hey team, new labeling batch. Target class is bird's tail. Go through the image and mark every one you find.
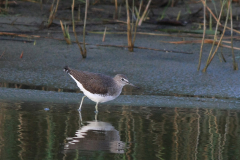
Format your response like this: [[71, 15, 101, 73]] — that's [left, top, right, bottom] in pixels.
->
[[63, 66, 71, 73]]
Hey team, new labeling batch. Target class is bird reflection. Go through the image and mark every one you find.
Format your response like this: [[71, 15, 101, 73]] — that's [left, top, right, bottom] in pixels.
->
[[64, 111, 125, 154]]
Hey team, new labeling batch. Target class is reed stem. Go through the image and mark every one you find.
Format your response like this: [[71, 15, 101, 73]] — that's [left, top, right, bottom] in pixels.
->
[[126, 0, 133, 52], [115, 0, 118, 19], [230, 2, 238, 70], [198, 0, 206, 71], [83, 0, 88, 57], [72, 0, 85, 58], [203, 0, 230, 72]]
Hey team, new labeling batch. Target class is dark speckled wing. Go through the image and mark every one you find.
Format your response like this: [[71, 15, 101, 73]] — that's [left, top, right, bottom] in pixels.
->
[[68, 68, 114, 95]]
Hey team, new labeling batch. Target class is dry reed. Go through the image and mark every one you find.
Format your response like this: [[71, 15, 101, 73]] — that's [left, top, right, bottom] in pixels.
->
[[72, 0, 85, 58], [47, 0, 59, 28], [203, 0, 231, 72], [60, 20, 71, 44]]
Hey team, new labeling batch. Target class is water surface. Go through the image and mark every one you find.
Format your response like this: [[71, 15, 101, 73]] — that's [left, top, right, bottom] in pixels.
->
[[0, 101, 239, 160]]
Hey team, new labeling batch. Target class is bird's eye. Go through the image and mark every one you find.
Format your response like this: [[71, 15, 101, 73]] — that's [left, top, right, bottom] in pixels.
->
[[121, 78, 125, 81]]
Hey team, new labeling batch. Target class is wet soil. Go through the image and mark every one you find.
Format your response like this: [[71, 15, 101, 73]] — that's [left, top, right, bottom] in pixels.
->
[[1, 1, 240, 105]]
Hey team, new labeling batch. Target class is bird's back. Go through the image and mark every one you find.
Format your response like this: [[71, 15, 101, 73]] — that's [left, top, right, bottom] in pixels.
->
[[64, 66, 116, 95]]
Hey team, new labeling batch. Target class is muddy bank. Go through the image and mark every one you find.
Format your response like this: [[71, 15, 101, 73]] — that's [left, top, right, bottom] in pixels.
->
[[1, 87, 240, 110], [1, 1, 240, 103]]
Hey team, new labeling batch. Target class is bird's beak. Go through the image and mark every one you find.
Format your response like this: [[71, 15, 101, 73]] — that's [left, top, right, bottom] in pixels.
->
[[128, 83, 140, 89]]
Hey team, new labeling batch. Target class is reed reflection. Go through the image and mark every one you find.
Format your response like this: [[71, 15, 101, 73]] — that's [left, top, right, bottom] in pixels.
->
[[64, 111, 125, 154], [1, 101, 240, 160]]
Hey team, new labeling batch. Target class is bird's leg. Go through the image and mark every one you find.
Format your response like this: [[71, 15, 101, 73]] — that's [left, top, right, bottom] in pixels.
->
[[94, 102, 99, 113], [95, 111, 98, 121], [78, 110, 83, 126], [78, 96, 86, 111]]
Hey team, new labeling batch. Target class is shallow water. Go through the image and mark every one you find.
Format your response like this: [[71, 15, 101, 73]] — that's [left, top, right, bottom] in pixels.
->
[[0, 101, 240, 160]]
